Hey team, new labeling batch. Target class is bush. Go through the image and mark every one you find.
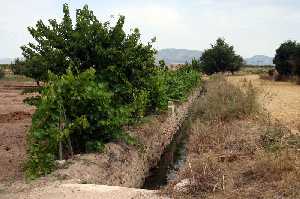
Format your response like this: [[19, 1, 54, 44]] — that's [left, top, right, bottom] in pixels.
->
[[24, 4, 202, 179], [261, 120, 300, 152], [166, 65, 200, 101], [193, 75, 259, 122], [26, 68, 131, 178], [146, 68, 169, 112], [261, 122, 286, 152], [0, 67, 4, 79]]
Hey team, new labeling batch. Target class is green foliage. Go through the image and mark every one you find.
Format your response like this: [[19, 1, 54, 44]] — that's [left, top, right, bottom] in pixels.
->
[[274, 40, 300, 78], [85, 141, 105, 153], [11, 58, 24, 75], [131, 89, 150, 118], [147, 68, 169, 111], [166, 65, 200, 101], [274, 40, 296, 76], [21, 3, 157, 105], [23, 96, 41, 106], [26, 65, 201, 178], [190, 58, 201, 70], [200, 38, 243, 75], [0, 67, 4, 79], [26, 68, 131, 178], [11, 58, 44, 85], [24, 4, 202, 179]]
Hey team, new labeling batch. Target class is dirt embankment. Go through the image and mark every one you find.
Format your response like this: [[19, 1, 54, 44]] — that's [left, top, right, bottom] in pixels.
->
[[2, 84, 202, 197], [0, 81, 36, 184]]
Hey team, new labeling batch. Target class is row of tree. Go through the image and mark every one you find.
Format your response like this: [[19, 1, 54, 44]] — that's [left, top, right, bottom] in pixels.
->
[[196, 39, 300, 77], [21, 4, 201, 178], [13, 38, 244, 81]]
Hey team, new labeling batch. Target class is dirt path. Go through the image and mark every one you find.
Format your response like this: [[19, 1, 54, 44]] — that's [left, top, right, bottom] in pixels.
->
[[0, 80, 36, 183], [228, 75, 300, 131], [2, 184, 167, 199]]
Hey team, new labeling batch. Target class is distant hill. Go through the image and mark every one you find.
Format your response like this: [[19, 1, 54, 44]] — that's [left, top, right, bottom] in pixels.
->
[[0, 58, 14, 64], [245, 55, 274, 66], [1, 54, 273, 66], [156, 49, 202, 64]]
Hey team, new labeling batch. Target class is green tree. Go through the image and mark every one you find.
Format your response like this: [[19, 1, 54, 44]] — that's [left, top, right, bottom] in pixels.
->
[[0, 67, 4, 79], [21, 4, 158, 105], [26, 68, 131, 178], [23, 3, 202, 179], [292, 44, 300, 77], [200, 38, 243, 75], [273, 40, 297, 76]]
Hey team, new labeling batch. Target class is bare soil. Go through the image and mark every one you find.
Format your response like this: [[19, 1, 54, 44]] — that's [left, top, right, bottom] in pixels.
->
[[0, 80, 36, 183], [2, 184, 167, 199]]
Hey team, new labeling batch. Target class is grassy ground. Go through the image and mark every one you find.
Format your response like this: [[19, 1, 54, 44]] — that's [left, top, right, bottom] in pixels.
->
[[163, 75, 300, 198]]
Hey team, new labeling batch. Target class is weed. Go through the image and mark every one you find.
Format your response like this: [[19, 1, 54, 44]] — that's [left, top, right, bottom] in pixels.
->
[[193, 75, 259, 122]]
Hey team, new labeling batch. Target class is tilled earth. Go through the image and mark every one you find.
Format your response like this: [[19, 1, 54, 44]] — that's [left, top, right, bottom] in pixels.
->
[[0, 81, 36, 183]]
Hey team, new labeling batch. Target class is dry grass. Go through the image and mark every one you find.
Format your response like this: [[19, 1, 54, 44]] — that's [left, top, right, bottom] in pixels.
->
[[163, 76, 300, 199], [193, 75, 259, 122], [228, 74, 300, 131]]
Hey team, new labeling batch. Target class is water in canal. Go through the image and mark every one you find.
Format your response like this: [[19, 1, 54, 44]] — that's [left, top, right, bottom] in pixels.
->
[[142, 119, 190, 190]]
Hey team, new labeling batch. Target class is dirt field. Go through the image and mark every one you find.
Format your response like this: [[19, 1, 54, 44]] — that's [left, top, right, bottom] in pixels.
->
[[0, 80, 36, 183], [228, 74, 300, 132]]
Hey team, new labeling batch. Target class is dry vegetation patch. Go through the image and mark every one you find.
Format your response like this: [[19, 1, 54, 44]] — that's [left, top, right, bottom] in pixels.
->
[[163, 75, 300, 199], [228, 74, 300, 131]]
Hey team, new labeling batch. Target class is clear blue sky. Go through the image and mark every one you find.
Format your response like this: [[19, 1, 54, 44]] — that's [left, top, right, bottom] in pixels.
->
[[1, 0, 300, 58]]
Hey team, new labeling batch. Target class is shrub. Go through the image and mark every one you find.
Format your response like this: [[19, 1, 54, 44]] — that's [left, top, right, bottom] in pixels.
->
[[26, 65, 201, 178], [260, 122, 286, 152], [261, 120, 300, 152], [26, 68, 131, 178], [24, 4, 202, 179], [0, 67, 4, 79], [139, 67, 169, 113], [193, 75, 259, 122], [166, 65, 200, 101]]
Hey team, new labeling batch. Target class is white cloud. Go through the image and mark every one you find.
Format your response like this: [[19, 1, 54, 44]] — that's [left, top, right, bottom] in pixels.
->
[[1, 0, 300, 58]]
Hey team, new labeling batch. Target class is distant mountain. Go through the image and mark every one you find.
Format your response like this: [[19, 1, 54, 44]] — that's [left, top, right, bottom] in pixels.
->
[[156, 48, 202, 64], [1, 54, 273, 66], [0, 58, 14, 64], [245, 55, 274, 66]]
